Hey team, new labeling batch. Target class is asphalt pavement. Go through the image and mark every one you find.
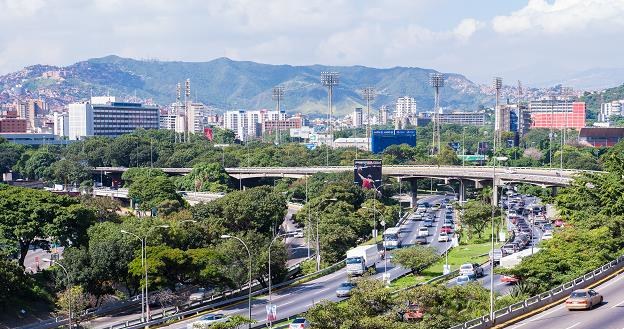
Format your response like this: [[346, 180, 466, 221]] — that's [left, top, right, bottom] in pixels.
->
[[507, 271, 624, 329], [158, 194, 452, 329]]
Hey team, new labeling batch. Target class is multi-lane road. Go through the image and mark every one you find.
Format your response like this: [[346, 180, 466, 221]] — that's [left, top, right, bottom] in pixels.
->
[[158, 194, 452, 329], [508, 272, 624, 329]]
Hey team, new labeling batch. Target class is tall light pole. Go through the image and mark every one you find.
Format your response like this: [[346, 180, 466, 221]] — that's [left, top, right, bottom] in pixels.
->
[[321, 71, 339, 165], [493, 77, 503, 148], [362, 206, 387, 281], [220, 235, 252, 328], [120, 229, 145, 322], [315, 198, 337, 271], [43, 259, 71, 328], [430, 73, 444, 155], [462, 127, 467, 167], [362, 87, 375, 151], [490, 155, 507, 324], [272, 86, 285, 146], [121, 225, 169, 321], [268, 233, 287, 327], [372, 183, 391, 244]]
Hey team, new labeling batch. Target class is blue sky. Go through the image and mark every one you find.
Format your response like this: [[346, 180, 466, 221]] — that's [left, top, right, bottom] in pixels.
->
[[0, 0, 621, 85]]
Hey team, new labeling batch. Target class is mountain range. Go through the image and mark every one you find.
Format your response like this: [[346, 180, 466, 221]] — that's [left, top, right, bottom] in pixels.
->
[[0, 55, 493, 116]]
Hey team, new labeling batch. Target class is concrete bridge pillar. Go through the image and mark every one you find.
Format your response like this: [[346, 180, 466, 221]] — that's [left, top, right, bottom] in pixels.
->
[[405, 178, 418, 208], [459, 179, 466, 204]]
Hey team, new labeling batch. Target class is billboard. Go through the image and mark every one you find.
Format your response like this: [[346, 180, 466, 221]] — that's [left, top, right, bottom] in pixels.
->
[[354, 159, 382, 190], [203, 127, 213, 141], [371, 129, 417, 153]]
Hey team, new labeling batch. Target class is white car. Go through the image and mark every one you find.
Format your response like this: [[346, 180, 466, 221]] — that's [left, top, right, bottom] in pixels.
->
[[438, 232, 450, 242], [542, 231, 553, 240], [189, 287, 211, 301], [417, 227, 429, 237], [187, 314, 229, 329], [289, 318, 310, 329], [294, 229, 304, 238]]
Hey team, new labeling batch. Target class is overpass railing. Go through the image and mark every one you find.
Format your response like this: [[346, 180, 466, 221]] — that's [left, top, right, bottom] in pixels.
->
[[449, 254, 624, 329]]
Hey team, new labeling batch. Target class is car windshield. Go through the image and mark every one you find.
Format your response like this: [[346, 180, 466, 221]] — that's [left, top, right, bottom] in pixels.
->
[[339, 283, 354, 288], [383, 235, 398, 241], [201, 315, 220, 320], [460, 265, 472, 270], [570, 292, 587, 298], [346, 258, 362, 264], [292, 319, 306, 324], [457, 276, 469, 282]]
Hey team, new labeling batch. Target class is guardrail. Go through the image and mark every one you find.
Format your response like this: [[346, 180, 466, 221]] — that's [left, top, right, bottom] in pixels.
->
[[448, 254, 624, 329]]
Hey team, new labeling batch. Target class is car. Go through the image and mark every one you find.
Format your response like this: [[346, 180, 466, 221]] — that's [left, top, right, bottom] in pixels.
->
[[554, 219, 564, 227], [294, 229, 304, 238], [289, 318, 310, 329], [417, 227, 429, 237], [423, 220, 433, 227], [438, 232, 450, 242], [542, 223, 553, 232], [414, 236, 428, 245], [459, 263, 484, 278], [542, 231, 553, 240], [189, 287, 212, 302], [456, 275, 472, 286], [441, 224, 454, 234], [500, 275, 520, 284], [432, 204, 441, 210], [445, 204, 453, 209], [187, 313, 229, 329], [335, 282, 356, 297], [565, 289, 603, 310], [501, 244, 517, 255]]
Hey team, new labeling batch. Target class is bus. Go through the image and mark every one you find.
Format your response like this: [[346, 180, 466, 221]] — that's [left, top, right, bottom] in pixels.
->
[[383, 227, 402, 250]]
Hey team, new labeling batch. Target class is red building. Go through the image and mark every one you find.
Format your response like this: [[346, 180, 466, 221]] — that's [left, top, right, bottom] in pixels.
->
[[578, 127, 624, 147], [0, 118, 27, 133], [529, 101, 585, 129]]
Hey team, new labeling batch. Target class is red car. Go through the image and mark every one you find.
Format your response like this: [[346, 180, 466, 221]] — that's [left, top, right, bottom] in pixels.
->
[[555, 219, 564, 227], [440, 225, 453, 234], [500, 275, 520, 284], [402, 303, 425, 321]]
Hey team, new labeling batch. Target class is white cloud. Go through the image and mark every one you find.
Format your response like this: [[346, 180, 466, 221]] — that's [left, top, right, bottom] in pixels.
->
[[492, 0, 624, 35], [453, 18, 483, 41]]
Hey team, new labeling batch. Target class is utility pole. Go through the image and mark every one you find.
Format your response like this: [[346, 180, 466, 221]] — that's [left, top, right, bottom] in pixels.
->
[[430, 73, 444, 155], [362, 87, 375, 152]]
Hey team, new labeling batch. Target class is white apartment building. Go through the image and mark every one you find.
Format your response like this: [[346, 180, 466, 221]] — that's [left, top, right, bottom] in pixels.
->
[[599, 101, 624, 122], [379, 106, 389, 125], [395, 96, 417, 119], [224, 110, 248, 141], [68, 97, 159, 140], [53, 112, 69, 138], [352, 108, 363, 127], [223, 109, 286, 141]]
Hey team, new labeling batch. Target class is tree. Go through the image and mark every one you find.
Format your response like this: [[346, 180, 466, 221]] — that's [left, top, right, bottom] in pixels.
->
[[121, 167, 166, 186], [128, 175, 183, 212], [129, 245, 193, 291], [434, 146, 460, 165], [0, 258, 39, 308], [50, 159, 91, 186], [0, 141, 25, 174], [176, 162, 230, 192], [458, 200, 494, 240], [15, 147, 58, 180], [56, 285, 95, 326], [392, 246, 439, 274], [79, 195, 122, 223], [0, 186, 95, 267]]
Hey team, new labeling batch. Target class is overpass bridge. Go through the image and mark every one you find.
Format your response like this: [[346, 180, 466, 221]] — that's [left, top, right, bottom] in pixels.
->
[[93, 165, 593, 207]]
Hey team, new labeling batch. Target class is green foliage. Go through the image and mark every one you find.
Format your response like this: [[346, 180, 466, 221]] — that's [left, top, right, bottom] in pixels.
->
[[121, 167, 167, 186], [458, 200, 495, 240], [0, 258, 45, 308], [0, 140, 25, 173], [0, 186, 95, 267], [392, 246, 439, 274], [128, 175, 183, 212], [176, 162, 230, 192], [14, 147, 59, 180], [55, 285, 94, 325], [49, 158, 91, 186]]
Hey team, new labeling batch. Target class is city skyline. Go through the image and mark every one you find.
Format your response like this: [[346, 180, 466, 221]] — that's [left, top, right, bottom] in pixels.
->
[[1, 0, 623, 87]]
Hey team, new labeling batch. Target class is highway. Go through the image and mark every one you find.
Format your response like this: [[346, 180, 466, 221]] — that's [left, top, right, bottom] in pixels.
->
[[507, 272, 624, 329], [157, 194, 453, 329]]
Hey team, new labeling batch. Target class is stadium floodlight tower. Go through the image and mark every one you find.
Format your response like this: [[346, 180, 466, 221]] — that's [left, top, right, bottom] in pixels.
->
[[320, 72, 339, 149], [493, 77, 503, 148], [429, 73, 444, 155], [362, 87, 375, 151], [272, 86, 285, 145]]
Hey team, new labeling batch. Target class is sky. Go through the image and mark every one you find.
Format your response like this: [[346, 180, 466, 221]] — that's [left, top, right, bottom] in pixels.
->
[[1, 0, 623, 85]]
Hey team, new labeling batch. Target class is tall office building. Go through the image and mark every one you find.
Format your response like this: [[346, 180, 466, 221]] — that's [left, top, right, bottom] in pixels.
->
[[68, 97, 159, 140], [599, 101, 624, 122], [53, 112, 69, 138], [379, 106, 389, 125], [223, 110, 248, 141], [528, 99, 585, 129], [395, 96, 417, 119], [352, 107, 363, 127]]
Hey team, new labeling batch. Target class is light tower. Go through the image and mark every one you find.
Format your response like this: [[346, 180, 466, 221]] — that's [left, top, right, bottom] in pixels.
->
[[272, 86, 285, 145], [361, 87, 375, 151], [320, 72, 339, 150], [185, 79, 191, 142], [429, 73, 444, 155], [175, 82, 182, 143], [493, 77, 503, 147]]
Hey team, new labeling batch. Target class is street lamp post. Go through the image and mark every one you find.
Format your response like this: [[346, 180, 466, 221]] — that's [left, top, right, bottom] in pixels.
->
[[268, 233, 287, 327], [121, 225, 170, 322], [120, 230, 145, 322], [362, 206, 388, 282], [371, 183, 391, 244], [462, 127, 466, 167], [490, 155, 508, 324], [315, 198, 337, 271], [221, 235, 252, 329], [43, 259, 71, 329]]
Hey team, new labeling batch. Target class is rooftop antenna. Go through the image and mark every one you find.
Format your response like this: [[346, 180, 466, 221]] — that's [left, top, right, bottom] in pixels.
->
[[272, 86, 285, 145], [362, 87, 375, 152], [429, 73, 444, 155]]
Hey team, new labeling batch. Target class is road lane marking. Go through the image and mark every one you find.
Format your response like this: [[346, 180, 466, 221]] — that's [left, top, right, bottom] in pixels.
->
[[600, 272, 624, 289], [563, 323, 580, 329]]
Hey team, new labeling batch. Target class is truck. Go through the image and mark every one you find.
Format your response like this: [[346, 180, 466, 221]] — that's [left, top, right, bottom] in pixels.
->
[[346, 245, 380, 276]]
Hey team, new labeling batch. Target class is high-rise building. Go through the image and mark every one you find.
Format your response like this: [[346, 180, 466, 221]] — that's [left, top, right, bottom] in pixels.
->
[[68, 97, 159, 140], [352, 107, 363, 127], [395, 96, 417, 119], [437, 111, 487, 126], [379, 106, 389, 125], [224, 110, 248, 141], [53, 112, 69, 138], [528, 99, 585, 129], [599, 101, 624, 122]]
